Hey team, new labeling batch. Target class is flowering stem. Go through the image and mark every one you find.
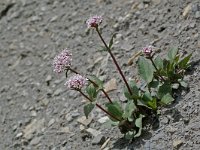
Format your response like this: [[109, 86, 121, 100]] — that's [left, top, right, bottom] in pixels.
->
[[95, 27, 133, 96], [78, 90, 121, 121], [149, 57, 165, 82], [68, 68, 113, 103]]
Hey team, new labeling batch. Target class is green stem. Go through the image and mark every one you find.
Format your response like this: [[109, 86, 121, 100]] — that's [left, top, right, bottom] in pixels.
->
[[68, 68, 113, 104], [95, 27, 133, 96], [78, 90, 121, 121], [149, 58, 165, 82]]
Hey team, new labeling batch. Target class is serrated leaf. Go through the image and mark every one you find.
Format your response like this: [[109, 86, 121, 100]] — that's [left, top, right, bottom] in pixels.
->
[[134, 114, 144, 138], [84, 103, 95, 118], [154, 56, 163, 70], [167, 47, 178, 62], [157, 83, 172, 99], [124, 80, 139, 100], [109, 33, 117, 49], [138, 57, 154, 83], [178, 53, 192, 69], [123, 100, 137, 121], [160, 93, 174, 105], [88, 75, 103, 90], [86, 84, 98, 101], [105, 101, 123, 121]]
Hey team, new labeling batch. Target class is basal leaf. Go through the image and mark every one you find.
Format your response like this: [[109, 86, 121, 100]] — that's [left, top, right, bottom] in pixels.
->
[[124, 80, 139, 100], [134, 114, 144, 138], [125, 131, 136, 140], [157, 82, 172, 99], [160, 93, 174, 105], [147, 98, 157, 110], [138, 57, 154, 83], [123, 100, 137, 121], [178, 53, 192, 69], [84, 103, 95, 118], [167, 47, 178, 62], [154, 56, 163, 70], [105, 101, 123, 121]]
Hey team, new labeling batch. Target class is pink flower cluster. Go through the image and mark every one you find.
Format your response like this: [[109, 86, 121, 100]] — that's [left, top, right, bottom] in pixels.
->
[[65, 74, 87, 90], [143, 45, 153, 56], [86, 15, 102, 28], [53, 49, 72, 73]]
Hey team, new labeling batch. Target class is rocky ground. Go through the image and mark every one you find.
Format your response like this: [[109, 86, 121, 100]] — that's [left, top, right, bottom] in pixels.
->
[[0, 0, 200, 149]]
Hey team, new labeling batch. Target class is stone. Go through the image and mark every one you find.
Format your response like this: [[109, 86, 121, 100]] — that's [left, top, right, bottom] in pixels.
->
[[173, 139, 183, 148], [16, 132, 23, 138], [183, 3, 192, 18], [101, 138, 111, 149], [23, 118, 45, 140], [77, 116, 92, 126], [85, 128, 101, 137], [98, 116, 109, 124], [195, 11, 200, 19], [30, 136, 42, 145], [92, 134, 106, 145], [60, 127, 70, 133], [104, 78, 117, 93], [53, 88, 63, 96], [48, 118, 55, 127]]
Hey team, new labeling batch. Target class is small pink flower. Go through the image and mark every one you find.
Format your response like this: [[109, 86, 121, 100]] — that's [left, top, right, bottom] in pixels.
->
[[65, 74, 87, 90], [86, 15, 102, 28], [143, 45, 153, 56], [53, 49, 72, 73]]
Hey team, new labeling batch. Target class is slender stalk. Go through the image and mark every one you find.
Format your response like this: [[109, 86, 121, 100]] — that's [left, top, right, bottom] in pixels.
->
[[149, 58, 165, 82], [95, 27, 133, 96], [68, 68, 113, 103], [78, 90, 121, 121]]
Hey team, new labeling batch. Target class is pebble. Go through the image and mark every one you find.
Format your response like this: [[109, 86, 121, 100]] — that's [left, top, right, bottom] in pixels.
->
[[85, 128, 101, 137], [60, 127, 70, 133], [92, 134, 106, 145], [53, 88, 63, 96], [48, 118, 55, 127], [173, 139, 183, 148], [195, 11, 200, 19], [30, 136, 42, 145], [77, 116, 92, 126], [98, 116, 109, 124], [16, 132, 23, 138]]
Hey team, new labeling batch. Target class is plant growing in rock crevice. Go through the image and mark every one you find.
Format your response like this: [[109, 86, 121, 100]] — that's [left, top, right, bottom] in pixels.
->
[[52, 15, 192, 140]]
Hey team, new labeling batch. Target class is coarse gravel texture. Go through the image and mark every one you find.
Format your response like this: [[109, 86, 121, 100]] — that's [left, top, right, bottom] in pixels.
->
[[0, 0, 199, 149]]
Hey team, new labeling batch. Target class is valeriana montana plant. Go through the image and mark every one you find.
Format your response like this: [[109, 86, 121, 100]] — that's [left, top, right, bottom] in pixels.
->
[[52, 15, 192, 140]]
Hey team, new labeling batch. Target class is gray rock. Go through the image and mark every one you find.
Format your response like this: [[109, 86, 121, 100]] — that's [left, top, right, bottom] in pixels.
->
[[30, 136, 42, 145], [85, 128, 101, 137], [195, 11, 200, 19], [92, 134, 106, 145]]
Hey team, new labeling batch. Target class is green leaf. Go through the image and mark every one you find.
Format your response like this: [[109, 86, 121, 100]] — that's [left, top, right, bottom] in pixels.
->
[[134, 114, 144, 138], [125, 131, 136, 140], [88, 75, 103, 90], [147, 98, 157, 110], [178, 53, 192, 69], [123, 100, 137, 121], [84, 103, 95, 118], [108, 33, 117, 49], [154, 56, 163, 70], [142, 92, 157, 110], [124, 80, 139, 100], [103, 119, 119, 128], [142, 92, 152, 102], [160, 93, 174, 105], [86, 84, 98, 101], [148, 80, 160, 89], [157, 83, 172, 99], [138, 57, 154, 83], [105, 101, 123, 121], [167, 47, 178, 62]]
